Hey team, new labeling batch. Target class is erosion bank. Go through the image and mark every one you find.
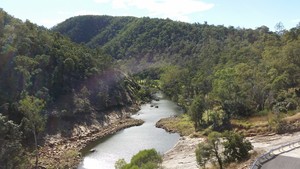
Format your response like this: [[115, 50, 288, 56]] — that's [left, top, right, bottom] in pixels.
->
[[156, 117, 203, 169], [38, 107, 144, 168]]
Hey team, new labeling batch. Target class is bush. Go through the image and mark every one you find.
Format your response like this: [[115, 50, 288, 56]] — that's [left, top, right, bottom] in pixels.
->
[[195, 131, 253, 169], [116, 149, 162, 169], [115, 159, 127, 169], [195, 143, 211, 168], [223, 131, 253, 163]]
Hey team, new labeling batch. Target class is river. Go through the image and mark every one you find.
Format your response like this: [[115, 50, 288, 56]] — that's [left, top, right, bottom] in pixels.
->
[[78, 92, 183, 169]]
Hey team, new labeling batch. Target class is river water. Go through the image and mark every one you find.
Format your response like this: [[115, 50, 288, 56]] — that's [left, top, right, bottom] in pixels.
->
[[78, 92, 183, 169]]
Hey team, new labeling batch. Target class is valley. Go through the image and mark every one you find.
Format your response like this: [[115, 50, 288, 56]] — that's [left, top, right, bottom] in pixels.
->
[[1, 7, 300, 169]]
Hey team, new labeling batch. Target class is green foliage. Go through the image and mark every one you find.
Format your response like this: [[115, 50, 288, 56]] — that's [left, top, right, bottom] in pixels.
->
[[137, 86, 152, 102], [0, 9, 141, 121], [53, 14, 300, 126], [195, 143, 211, 168], [116, 149, 162, 169], [19, 95, 46, 133], [160, 66, 188, 102], [174, 114, 195, 136], [202, 106, 227, 131], [129, 149, 162, 168], [73, 86, 92, 115], [115, 159, 127, 169], [268, 114, 289, 134], [0, 114, 28, 168], [211, 68, 239, 102], [206, 132, 223, 169], [195, 131, 253, 169], [18, 95, 45, 168], [222, 131, 253, 163], [188, 94, 205, 129], [2, 8, 300, 167]]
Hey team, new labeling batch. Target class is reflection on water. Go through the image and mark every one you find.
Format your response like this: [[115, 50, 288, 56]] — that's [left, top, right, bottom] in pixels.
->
[[78, 93, 183, 169]]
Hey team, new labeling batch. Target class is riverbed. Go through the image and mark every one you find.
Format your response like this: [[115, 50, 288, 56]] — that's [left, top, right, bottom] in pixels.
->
[[78, 92, 183, 169]]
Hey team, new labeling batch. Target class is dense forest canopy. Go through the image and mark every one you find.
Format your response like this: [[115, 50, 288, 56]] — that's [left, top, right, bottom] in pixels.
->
[[54, 15, 300, 130], [0, 9, 144, 167], [0, 10, 142, 115]]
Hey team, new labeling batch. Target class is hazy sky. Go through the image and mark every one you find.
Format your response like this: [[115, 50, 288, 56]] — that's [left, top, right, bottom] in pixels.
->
[[1, 0, 299, 30]]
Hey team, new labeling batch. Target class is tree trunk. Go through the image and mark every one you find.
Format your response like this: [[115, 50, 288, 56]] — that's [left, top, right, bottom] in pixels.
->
[[33, 126, 38, 169], [216, 153, 223, 169], [213, 144, 223, 169]]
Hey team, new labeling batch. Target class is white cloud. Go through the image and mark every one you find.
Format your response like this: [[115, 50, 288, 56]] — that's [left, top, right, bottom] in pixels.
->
[[94, 0, 214, 22]]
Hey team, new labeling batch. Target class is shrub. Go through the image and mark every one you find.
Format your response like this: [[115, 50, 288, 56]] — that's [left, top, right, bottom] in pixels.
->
[[195, 131, 253, 169], [129, 149, 162, 167], [223, 131, 253, 163], [195, 143, 211, 168], [116, 149, 162, 169]]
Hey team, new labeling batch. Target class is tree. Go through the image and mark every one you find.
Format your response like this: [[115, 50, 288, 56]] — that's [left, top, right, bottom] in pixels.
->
[[207, 132, 223, 169], [18, 95, 45, 169], [275, 22, 285, 36], [73, 86, 92, 114], [211, 68, 240, 104], [223, 131, 253, 163], [189, 94, 205, 129], [14, 55, 39, 91], [160, 66, 188, 102], [0, 114, 28, 168], [202, 106, 227, 131], [195, 143, 211, 168], [196, 131, 253, 169], [196, 132, 223, 169]]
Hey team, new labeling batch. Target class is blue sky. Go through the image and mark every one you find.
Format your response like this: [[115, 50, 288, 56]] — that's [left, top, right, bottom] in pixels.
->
[[1, 0, 299, 31]]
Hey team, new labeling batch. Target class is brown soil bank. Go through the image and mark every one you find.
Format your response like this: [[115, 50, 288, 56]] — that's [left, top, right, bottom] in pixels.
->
[[38, 107, 144, 168]]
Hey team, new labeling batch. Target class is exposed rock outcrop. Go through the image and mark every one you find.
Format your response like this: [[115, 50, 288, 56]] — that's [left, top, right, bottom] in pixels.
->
[[39, 106, 143, 168]]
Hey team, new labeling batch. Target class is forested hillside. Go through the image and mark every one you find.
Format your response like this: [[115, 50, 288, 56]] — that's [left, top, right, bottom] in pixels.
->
[[0, 10, 143, 168], [54, 15, 300, 130], [2, 9, 300, 168]]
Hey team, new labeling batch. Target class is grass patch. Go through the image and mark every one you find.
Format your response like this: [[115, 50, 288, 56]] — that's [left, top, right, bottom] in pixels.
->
[[231, 111, 300, 136], [156, 114, 195, 136], [231, 114, 272, 136], [284, 112, 300, 122], [158, 110, 300, 137]]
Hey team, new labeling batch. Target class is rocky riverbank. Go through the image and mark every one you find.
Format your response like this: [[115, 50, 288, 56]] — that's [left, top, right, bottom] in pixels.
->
[[162, 136, 204, 169], [38, 112, 144, 168]]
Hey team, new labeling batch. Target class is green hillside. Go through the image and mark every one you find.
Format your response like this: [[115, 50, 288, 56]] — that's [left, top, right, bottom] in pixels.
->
[[54, 15, 300, 130], [1, 9, 300, 168], [0, 10, 145, 168]]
